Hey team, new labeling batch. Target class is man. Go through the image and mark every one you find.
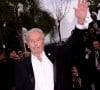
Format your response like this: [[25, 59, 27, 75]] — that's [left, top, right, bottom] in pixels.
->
[[15, 0, 88, 90], [85, 40, 100, 90], [71, 67, 82, 90], [89, 11, 100, 40], [89, 12, 100, 30]]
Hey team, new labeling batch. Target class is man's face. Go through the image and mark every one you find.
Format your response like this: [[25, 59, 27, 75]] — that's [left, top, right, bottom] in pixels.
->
[[10, 50, 17, 58], [27, 31, 44, 55], [93, 41, 100, 50]]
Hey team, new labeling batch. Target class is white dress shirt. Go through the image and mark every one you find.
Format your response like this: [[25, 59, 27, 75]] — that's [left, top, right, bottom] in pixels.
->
[[31, 51, 54, 90]]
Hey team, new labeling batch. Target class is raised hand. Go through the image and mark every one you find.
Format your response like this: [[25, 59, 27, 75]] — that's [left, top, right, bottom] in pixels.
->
[[74, 0, 88, 24]]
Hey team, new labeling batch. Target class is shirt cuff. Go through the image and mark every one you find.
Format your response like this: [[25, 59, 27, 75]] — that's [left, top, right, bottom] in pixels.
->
[[76, 24, 86, 30]]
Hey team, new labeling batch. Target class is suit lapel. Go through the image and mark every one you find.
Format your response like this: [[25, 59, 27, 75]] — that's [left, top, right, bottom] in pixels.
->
[[25, 56, 35, 89], [45, 51, 57, 87]]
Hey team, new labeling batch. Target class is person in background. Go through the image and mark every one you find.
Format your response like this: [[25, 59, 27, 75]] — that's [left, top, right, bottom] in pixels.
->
[[23, 51, 31, 58], [89, 11, 100, 40], [85, 39, 100, 90], [71, 66, 82, 90], [8, 50, 20, 60], [17, 50, 24, 60]]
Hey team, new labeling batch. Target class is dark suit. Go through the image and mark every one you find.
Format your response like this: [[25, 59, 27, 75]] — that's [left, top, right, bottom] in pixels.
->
[[85, 49, 100, 90], [0, 59, 10, 90], [15, 28, 85, 90], [89, 20, 100, 40]]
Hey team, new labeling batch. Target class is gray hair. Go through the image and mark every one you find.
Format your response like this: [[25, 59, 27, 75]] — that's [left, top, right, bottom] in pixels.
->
[[24, 28, 44, 43]]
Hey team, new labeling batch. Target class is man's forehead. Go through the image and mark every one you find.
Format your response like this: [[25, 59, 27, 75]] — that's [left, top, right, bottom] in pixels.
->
[[28, 33, 43, 40], [28, 32, 42, 37], [30, 31, 41, 35]]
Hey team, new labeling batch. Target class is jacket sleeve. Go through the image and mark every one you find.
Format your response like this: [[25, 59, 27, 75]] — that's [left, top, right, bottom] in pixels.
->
[[60, 27, 85, 55], [15, 61, 24, 90]]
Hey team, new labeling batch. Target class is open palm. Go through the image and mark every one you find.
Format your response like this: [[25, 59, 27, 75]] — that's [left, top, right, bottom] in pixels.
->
[[74, 0, 88, 24]]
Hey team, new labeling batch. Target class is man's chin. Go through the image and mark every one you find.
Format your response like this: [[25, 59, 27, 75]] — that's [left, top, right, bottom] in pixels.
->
[[33, 51, 42, 55]]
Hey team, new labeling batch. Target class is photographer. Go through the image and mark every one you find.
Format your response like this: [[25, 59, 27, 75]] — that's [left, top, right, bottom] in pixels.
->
[[85, 39, 100, 90], [71, 67, 82, 90]]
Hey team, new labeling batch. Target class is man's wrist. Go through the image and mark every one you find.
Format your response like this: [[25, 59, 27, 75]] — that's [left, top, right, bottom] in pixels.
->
[[77, 18, 85, 25]]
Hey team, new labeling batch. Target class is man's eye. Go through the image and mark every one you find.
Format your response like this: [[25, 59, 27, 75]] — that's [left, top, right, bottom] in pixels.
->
[[37, 40, 40, 41], [30, 40, 34, 42]]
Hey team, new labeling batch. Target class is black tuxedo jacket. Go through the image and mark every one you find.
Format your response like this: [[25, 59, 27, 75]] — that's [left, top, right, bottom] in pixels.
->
[[15, 28, 85, 90]]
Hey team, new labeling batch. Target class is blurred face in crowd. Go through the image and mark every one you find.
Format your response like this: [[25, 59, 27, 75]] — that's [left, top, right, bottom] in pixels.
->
[[92, 41, 100, 50], [10, 50, 17, 58], [9, 50, 19, 59], [71, 67, 79, 73], [71, 67, 79, 76], [88, 27, 95, 33], [26, 30, 44, 56], [17, 51, 23, 58], [0, 54, 5, 60], [23, 51, 31, 58], [91, 13, 97, 21]]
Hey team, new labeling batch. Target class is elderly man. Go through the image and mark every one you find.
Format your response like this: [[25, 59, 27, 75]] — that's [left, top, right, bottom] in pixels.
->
[[15, 0, 88, 90]]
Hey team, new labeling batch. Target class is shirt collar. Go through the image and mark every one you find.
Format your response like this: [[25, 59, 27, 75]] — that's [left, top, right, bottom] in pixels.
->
[[31, 51, 46, 62]]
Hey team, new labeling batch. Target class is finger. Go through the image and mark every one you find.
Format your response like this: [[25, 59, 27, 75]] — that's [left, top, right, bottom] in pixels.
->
[[83, 0, 88, 8], [84, 0, 88, 3], [78, 0, 81, 7], [81, 0, 87, 4], [80, 0, 88, 8], [81, 0, 84, 3], [82, 0, 88, 5], [84, 0, 88, 6]]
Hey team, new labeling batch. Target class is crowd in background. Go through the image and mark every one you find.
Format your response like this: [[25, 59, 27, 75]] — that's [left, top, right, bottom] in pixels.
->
[[0, 8, 100, 90], [0, 49, 31, 90]]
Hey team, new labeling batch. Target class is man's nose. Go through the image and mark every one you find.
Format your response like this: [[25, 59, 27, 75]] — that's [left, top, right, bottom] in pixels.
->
[[33, 41, 38, 45]]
